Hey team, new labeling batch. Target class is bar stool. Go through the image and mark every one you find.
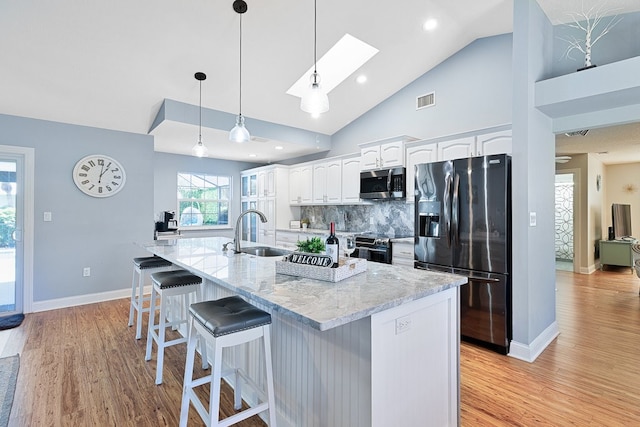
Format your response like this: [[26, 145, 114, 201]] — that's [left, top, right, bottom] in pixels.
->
[[128, 256, 173, 339], [145, 269, 207, 385], [179, 296, 276, 427]]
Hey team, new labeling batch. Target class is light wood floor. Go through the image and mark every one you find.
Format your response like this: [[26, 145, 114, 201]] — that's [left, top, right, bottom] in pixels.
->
[[3, 268, 640, 426]]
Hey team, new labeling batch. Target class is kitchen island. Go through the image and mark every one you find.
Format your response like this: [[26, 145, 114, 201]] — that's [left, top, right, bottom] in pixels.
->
[[142, 237, 467, 427]]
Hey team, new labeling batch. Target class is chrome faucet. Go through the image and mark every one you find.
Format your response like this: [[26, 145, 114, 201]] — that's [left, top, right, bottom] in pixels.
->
[[234, 209, 268, 253]]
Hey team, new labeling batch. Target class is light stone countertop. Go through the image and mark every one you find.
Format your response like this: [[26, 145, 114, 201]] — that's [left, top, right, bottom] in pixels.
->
[[141, 236, 467, 331]]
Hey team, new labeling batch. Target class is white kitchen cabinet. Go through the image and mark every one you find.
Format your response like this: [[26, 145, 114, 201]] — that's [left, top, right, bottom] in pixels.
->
[[437, 136, 476, 161], [258, 168, 276, 198], [289, 164, 313, 205], [392, 240, 414, 267], [360, 138, 411, 170], [341, 155, 361, 203], [258, 197, 276, 245], [437, 130, 512, 161], [241, 165, 297, 245], [313, 159, 342, 204], [476, 129, 512, 156], [241, 173, 258, 198], [406, 143, 438, 203], [275, 230, 299, 250], [312, 162, 327, 204]]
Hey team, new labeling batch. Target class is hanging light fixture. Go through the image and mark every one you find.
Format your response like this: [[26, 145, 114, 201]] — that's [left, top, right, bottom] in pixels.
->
[[300, 0, 329, 116], [229, 0, 251, 143], [192, 72, 209, 157]]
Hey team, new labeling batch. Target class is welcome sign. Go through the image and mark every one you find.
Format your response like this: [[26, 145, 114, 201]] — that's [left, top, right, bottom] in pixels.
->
[[286, 252, 333, 268]]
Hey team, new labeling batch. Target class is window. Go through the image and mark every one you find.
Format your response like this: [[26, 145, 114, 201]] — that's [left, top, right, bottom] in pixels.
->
[[177, 173, 230, 227]]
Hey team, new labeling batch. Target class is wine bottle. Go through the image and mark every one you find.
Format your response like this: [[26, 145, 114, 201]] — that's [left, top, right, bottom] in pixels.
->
[[326, 222, 339, 268]]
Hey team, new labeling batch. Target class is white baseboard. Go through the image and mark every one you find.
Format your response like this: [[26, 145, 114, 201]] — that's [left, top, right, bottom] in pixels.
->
[[508, 321, 559, 363], [30, 285, 152, 313]]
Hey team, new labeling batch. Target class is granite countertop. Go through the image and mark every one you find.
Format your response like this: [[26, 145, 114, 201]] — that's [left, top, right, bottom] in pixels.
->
[[141, 237, 466, 332]]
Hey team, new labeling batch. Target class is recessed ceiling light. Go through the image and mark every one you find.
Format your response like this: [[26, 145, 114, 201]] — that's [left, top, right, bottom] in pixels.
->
[[356, 75, 367, 84], [248, 154, 257, 158], [287, 33, 379, 98], [423, 18, 438, 31], [275, 146, 283, 150]]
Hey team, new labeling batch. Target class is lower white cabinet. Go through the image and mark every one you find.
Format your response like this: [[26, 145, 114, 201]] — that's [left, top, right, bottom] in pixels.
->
[[276, 230, 299, 250], [392, 240, 414, 267]]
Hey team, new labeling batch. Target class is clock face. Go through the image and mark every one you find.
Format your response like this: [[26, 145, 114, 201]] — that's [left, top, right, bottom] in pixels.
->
[[72, 154, 126, 197]]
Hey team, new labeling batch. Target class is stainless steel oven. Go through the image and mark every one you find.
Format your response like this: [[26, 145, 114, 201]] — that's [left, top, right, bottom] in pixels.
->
[[353, 234, 392, 264]]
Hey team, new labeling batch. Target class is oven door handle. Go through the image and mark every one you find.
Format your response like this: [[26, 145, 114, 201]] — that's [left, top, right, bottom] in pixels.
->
[[357, 247, 388, 253], [467, 275, 500, 283]]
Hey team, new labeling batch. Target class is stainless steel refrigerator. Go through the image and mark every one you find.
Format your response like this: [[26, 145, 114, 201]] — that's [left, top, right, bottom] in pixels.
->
[[414, 154, 511, 354]]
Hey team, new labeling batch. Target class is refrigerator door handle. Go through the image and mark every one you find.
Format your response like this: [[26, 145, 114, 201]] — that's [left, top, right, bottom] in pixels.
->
[[451, 173, 460, 246], [443, 174, 452, 248]]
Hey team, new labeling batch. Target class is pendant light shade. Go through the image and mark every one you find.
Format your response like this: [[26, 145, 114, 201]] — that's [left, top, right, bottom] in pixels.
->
[[229, 114, 250, 143], [192, 72, 209, 157], [230, 0, 250, 143], [300, 0, 329, 116]]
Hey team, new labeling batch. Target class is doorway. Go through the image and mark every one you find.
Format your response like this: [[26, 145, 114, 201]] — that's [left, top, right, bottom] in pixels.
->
[[555, 173, 575, 272], [0, 145, 34, 315]]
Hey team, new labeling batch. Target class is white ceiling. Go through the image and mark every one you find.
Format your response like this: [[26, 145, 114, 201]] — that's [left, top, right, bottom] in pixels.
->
[[0, 0, 638, 163]]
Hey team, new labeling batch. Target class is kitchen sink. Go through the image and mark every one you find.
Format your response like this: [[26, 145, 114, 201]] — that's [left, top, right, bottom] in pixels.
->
[[240, 246, 291, 257]]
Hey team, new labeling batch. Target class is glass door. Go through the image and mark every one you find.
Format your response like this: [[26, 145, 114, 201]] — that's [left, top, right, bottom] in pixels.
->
[[0, 158, 19, 314]]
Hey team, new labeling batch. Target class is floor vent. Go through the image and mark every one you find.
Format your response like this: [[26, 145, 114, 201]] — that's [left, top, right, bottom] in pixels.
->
[[416, 92, 435, 110]]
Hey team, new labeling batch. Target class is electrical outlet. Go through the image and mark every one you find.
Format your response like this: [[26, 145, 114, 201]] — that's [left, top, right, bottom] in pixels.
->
[[529, 211, 537, 227], [43, 211, 52, 222], [83, 267, 91, 277], [395, 315, 411, 334]]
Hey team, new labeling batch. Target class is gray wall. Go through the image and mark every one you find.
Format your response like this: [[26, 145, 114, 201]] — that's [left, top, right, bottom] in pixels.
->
[[153, 151, 258, 234], [0, 113, 154, 302], [329, 34, 514, 155]]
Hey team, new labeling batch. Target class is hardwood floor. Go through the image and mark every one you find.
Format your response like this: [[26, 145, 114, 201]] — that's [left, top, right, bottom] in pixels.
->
[[4, 268, 640, 426], [461, 267, 640, 426]]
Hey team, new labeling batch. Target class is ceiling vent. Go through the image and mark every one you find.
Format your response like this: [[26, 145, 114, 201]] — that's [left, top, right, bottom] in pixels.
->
[[416, 92, 435, 110], [250, 136, 269, 143], [564, 129, 589, 137]]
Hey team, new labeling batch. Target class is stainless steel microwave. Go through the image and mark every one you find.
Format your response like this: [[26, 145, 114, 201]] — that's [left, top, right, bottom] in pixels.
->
[[359, 167, 406, 200]]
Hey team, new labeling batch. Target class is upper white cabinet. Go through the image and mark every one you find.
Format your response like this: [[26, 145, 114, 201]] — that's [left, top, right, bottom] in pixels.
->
[[313, 159, 344, 204], [360, 137, 415, 170], [437, 136, 476, 161], [289, 164, 313, 205], [257, 168, 276, 198], [476, 130, 512, 156], [437, 130, 512, 161], [406, 143, 438, 202], [341, 155, 361, 203]]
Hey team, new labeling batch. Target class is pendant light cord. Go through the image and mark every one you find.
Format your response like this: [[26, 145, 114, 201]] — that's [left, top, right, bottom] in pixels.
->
[[198, 79, 202, 142], [239, 13, 243, 116], [313, 0, 317, 74]]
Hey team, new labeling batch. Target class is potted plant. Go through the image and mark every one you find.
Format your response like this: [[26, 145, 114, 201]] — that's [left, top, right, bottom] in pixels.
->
[[300, 218, 310, 229], [296, 236, 325, 253]]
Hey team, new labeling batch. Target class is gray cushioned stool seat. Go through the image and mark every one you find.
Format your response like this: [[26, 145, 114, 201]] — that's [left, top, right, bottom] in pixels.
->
[[189, 296, 271, 337], [150, 270, 202, 289], [134, 256, 172, 270]]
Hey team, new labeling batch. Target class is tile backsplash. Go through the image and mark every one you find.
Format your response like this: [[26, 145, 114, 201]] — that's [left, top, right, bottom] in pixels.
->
[[301, 201, 414, 237]]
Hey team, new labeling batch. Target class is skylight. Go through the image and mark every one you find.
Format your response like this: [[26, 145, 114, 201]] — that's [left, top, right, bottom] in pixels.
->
[[287, 33, 379, 99]]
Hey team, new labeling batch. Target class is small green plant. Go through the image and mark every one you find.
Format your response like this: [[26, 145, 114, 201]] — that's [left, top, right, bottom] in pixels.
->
[[296, 237, 325, 253]]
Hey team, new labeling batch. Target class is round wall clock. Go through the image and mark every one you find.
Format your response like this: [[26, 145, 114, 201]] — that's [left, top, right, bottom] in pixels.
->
[[72, 154, 126, 197]]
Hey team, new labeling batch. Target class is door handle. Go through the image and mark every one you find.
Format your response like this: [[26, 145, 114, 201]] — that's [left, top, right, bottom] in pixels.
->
[[444, 174, 452, 248], [452, 173, 460, 246]]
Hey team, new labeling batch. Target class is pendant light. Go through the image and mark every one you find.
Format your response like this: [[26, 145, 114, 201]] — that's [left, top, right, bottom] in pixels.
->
[[192, 72, 209, 157], [300, 0, 329, 116], [229, 0, 251, 143]]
